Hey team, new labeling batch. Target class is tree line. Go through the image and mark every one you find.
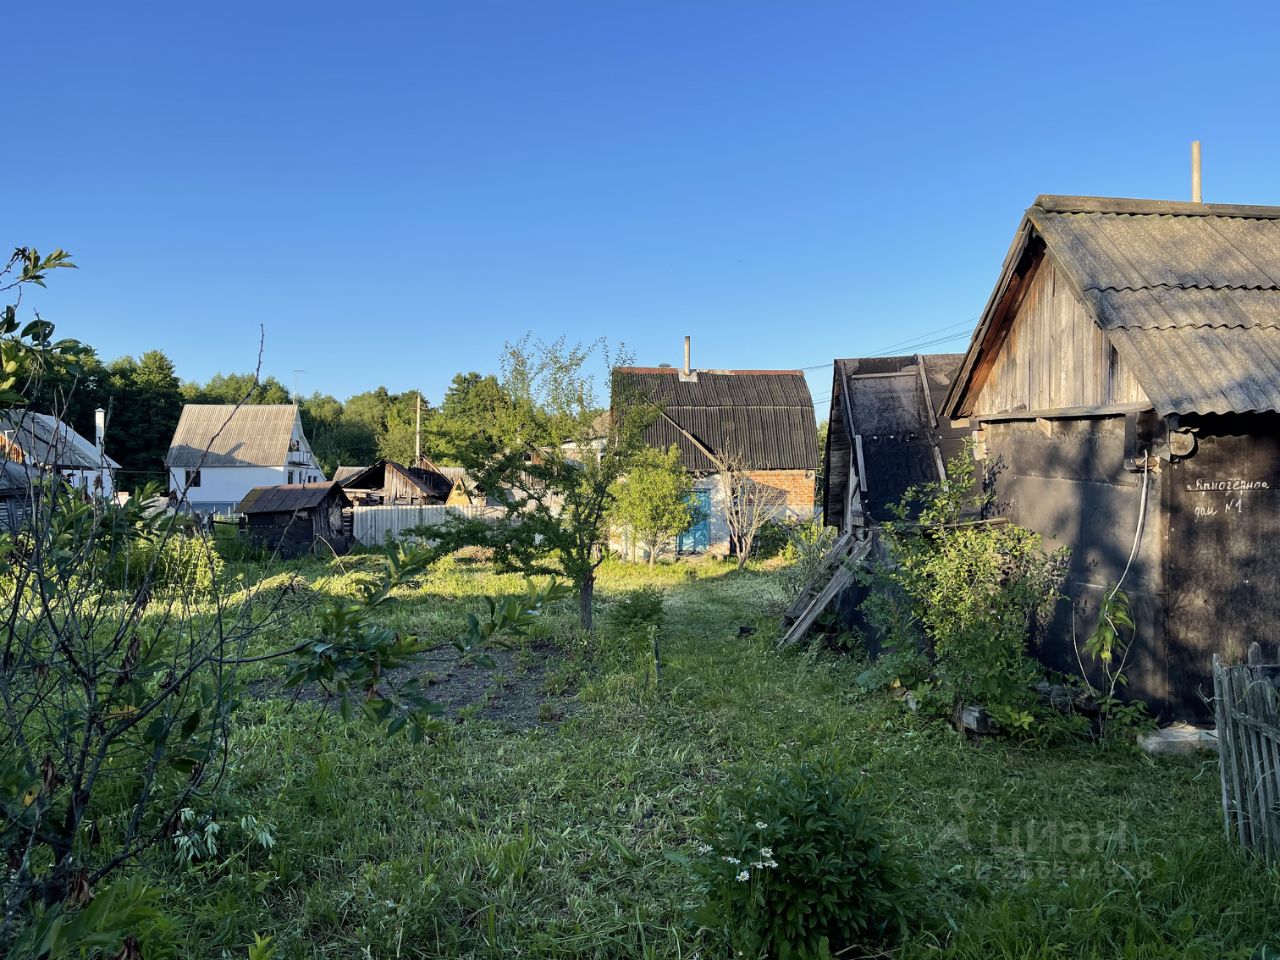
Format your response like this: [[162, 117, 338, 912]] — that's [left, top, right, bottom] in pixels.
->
[[31, 346, 514, 489]]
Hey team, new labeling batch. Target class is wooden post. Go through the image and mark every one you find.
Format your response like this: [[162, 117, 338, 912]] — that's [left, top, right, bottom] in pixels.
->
[[1214, 655, 1233, 839], [415, 392, 422, 464]]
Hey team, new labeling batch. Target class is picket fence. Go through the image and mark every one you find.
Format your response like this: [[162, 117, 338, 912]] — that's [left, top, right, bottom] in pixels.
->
[[350, 504, 500, 546], [1214, 643, 1280, 862]]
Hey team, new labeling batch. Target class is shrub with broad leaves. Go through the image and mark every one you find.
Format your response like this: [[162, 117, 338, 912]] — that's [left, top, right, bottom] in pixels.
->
[[682, 760, 914, 959]]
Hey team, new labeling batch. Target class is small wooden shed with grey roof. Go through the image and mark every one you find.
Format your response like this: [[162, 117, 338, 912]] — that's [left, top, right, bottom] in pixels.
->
[[234, 481, 352, 559], [942, 194, 1280, 719]]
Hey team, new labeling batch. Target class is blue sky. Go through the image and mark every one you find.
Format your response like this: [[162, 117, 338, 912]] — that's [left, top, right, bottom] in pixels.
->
[[9, 1, 1280, 415]]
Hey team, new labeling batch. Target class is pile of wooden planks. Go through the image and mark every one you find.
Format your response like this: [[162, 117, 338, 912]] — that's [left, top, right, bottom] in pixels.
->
[[776, 531, 873, 648]]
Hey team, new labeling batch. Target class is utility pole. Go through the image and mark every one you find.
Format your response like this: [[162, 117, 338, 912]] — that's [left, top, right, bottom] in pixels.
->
[[415, 391, 422, 464]]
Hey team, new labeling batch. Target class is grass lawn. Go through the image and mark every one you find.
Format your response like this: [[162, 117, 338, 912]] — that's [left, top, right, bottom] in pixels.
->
[[148, 554, 1279, 959]]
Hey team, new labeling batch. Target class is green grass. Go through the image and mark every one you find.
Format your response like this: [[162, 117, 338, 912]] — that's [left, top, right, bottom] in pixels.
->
[[143, 557, 1279, 959]]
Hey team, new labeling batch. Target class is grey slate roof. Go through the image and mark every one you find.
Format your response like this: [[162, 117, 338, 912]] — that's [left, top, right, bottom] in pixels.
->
[[612, 367, 818, 472], [166, 405, 300, 468], [0, 411, 120, 470], [1023, 196, 1280, 416], [332, 465, 367, 484], [236, 481, 348, 514]]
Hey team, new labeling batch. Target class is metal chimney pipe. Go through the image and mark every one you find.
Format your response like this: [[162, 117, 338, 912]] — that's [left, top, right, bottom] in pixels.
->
[[94, 407, 106, 454], [1191, 140, 1202, 203], [683, 336, 691, 375]]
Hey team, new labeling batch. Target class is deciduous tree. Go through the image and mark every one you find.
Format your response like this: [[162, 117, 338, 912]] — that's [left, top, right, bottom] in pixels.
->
[[611, 445, 695, 567], [444, 337, 652, 629]]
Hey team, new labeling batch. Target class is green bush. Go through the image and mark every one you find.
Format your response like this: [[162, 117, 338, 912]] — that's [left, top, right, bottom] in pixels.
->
[[158, 533, 225, 596], [607, 586, 665, 634], [688, 760, 914, 958], [751, 520, 792, 561], [867, 446, 1067, 731], [109, 525, 225, 597]]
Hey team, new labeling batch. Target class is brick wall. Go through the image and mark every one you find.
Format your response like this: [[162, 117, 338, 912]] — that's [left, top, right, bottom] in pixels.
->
[[744, 469, 817, 519]]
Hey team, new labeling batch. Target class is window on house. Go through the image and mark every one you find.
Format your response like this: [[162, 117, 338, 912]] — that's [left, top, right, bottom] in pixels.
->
[[288, 470, 295, 484], [185, 469, 201, 488]]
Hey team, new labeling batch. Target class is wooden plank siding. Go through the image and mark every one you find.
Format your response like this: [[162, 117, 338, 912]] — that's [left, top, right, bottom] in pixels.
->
[[972, 258, 1148, 416]]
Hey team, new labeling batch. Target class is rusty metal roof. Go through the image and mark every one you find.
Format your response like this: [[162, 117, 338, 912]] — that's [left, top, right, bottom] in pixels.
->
[[166, 405, 302, 468], [236, 481, 348, 514], [950, 196, 1280, 417], [612, 367, 818, 471]]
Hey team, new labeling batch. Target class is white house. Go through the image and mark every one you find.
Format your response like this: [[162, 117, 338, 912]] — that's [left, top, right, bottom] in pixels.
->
[[165, 404, 324, 513], [0, 409, 119, 497]]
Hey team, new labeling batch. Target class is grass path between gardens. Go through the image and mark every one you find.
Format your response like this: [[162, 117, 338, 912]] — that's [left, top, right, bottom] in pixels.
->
[[154, 557, 1280, 959]]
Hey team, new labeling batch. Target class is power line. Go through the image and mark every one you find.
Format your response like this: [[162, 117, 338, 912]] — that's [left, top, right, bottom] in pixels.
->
[[795, 315, 978, 375]]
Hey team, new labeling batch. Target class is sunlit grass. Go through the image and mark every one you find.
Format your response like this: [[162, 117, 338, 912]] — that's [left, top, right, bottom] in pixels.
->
[[147, 556, 1279, 960]]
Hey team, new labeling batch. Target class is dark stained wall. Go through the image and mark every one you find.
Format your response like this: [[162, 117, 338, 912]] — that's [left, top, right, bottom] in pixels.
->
[[982, 418, 1171, 712], [1164, 416, 1280, 716]]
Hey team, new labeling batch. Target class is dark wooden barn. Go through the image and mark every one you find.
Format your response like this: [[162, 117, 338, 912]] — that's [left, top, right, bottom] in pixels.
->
[[823, 354, 968, 530], [235, 481, 352, 559], [943, 194, 1280, 720], [337, 459, 453, 506]]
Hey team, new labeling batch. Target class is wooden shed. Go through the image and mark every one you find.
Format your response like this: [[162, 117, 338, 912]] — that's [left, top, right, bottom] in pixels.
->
[[337, 459, 453, 506], [235, 481, 352, 559], [943, 194, 1280, 720], [823, 354, 968, 530]]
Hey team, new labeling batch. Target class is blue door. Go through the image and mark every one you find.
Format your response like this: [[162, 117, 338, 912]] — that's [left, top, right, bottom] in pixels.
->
[[678, 489, 711, 554]]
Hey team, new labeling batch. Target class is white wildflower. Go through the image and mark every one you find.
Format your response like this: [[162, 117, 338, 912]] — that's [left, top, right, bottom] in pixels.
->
[[754, 821, 769, 830], [695, 843, 713, 855], [760, 847, 774, 859], [736, 869, 750, 882], [721, 855, 741, 865]]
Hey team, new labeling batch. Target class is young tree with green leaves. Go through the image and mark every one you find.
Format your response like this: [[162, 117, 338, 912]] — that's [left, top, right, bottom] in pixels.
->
[[444, 337, 653, 630], [610, 445, 695, 567]]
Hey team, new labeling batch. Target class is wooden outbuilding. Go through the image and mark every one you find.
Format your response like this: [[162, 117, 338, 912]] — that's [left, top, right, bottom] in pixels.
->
[[942, 194, 1280, 719], [235, 481, 352, 559], [337, 459, 453, 506], [823, 354, 968, 529]]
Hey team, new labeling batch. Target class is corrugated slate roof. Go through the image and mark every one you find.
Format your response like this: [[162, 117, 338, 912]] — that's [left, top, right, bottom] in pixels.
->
[[950, 195, 1280, 418], [332, 465, 367, 484], [166, 405, 300, 468], [0, 411, 120, 470], [612, 368, 818, 472], [236, 481, 347, 514]]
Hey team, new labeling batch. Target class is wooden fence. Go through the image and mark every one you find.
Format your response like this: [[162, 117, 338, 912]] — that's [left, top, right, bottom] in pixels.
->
[[1213, 644, 1280, 861], [350, 504, 499, 546]]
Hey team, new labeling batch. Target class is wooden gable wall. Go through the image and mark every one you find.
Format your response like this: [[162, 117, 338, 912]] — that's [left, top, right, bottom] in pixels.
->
[[971, 256, 1148, 416]]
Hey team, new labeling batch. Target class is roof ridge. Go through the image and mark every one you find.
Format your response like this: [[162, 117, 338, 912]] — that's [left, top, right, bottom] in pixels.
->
[[614, 367, 805, 376], [1035, 195, 1280, 219]]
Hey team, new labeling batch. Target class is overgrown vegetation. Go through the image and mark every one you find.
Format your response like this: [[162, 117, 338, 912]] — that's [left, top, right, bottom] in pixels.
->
[[85, 557, 1279, 960], [0, 254, 564, 956], [685, 759, 913, 958], [861, 447, 1069, 733]]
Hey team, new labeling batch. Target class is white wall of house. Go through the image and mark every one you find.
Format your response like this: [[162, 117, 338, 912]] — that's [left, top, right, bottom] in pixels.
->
[[168, 411, 324, 512], [170, 463, 325, 512]]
